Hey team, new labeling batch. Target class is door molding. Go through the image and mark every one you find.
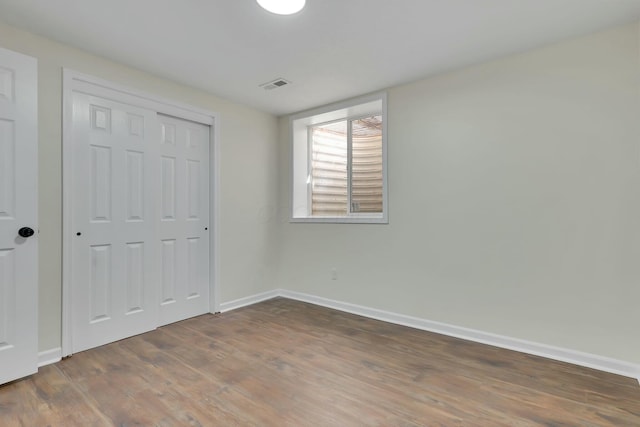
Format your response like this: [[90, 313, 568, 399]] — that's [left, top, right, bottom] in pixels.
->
[[62, 69, 220, 357]]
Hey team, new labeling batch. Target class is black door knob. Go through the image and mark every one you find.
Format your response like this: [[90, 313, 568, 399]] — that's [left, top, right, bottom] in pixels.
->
[[18, 227, 35, 238]]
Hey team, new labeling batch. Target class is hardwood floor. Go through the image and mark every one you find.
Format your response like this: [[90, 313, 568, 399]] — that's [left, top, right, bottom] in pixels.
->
[[1, 298, 639, 426]]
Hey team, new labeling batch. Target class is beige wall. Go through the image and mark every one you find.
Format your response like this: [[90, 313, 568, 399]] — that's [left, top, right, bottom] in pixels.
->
[[0, 22, 280, 352], [277, 22, 640, 364], [2, 19, 639, 365]]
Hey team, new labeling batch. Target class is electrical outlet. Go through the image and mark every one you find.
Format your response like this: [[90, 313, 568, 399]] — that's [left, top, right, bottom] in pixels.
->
[[331, 268, 337, 280]]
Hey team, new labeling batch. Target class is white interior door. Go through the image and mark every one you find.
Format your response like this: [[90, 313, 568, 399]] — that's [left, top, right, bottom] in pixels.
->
[[157, 115, 210, 326], [69, 87, 211, 353], [71, 93, 159, 353], [0, 47, 38, 385]]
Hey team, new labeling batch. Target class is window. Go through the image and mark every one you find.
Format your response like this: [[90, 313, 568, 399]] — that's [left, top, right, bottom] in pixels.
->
[[290, 93, 387, 223]]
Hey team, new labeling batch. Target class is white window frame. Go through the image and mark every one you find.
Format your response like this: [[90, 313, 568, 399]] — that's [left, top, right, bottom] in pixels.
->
[[290, 92, 388, 223]]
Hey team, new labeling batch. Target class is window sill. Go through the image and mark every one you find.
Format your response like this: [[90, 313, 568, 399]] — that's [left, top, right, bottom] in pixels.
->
[[290, 215, 388, 224]]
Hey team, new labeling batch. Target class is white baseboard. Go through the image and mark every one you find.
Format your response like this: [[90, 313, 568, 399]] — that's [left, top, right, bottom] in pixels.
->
[[218, 290, 280, 313], [223, 289, 640, 381], [38, 347, 62, 367]]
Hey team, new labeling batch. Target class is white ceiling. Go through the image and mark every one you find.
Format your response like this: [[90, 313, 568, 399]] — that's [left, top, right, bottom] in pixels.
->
[[1, 0, 640, 116]]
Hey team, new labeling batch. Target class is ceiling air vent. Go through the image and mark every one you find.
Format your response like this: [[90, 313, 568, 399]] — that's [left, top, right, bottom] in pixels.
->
[[260, 78, 291, 90]]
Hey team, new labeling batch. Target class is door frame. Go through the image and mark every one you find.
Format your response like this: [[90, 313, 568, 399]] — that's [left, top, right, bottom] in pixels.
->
[[61, 69, 220, 357]]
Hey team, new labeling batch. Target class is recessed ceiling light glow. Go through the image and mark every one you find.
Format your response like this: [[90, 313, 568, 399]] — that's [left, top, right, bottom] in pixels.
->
[[257, 0, 306, 15]]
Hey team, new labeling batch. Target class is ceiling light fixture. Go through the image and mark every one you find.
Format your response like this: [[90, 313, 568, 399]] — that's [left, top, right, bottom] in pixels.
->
[[257, 0, 306, 15]]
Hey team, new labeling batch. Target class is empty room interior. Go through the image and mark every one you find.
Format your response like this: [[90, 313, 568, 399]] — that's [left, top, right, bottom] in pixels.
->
[[1, 0, 640, 425]]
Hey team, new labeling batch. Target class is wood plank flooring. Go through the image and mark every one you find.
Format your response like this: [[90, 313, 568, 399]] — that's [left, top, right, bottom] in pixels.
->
[[1, 297, 639, 426]]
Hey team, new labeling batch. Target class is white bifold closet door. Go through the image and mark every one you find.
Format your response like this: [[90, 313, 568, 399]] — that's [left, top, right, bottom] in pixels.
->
[[70, 94, 210, 354], [71, 94, 160, 353], [157, 114, 209, 326]]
